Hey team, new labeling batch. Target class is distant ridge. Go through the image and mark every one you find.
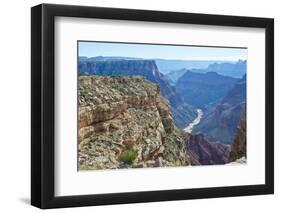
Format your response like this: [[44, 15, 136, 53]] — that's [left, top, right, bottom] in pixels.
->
[[191, 60, 246, 78], [175, 70, 239, 108], [79, 56, 142, 61], [79, 56, 234, 75]]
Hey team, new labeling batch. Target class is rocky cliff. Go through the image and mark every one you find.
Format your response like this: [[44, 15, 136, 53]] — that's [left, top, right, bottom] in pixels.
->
[[184, 133, 230, 165], [79, 59, 197, 128], [78, 75, 190, 170], [229, 112, 246, 162]]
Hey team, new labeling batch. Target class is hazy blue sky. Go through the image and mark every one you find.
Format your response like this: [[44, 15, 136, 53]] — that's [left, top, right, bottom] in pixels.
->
[[78, 41, 247, 61]]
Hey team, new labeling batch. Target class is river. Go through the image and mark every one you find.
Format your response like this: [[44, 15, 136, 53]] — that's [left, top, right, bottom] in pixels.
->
[[183, 109, 203, 134]]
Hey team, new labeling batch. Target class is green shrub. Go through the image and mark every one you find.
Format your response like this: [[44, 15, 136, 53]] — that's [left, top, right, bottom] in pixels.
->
[[118, 150, 138, 164]]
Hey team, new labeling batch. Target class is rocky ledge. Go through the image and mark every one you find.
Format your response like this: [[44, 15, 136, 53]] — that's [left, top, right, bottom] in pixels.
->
[[78, 75, 190, 170]]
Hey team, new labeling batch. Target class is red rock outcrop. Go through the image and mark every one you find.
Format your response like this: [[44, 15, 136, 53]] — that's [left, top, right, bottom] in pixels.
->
[[184, 133, 230, 165]]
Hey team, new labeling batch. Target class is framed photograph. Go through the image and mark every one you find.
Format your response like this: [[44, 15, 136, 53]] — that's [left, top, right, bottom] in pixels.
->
[[31, 3, 274, 209]]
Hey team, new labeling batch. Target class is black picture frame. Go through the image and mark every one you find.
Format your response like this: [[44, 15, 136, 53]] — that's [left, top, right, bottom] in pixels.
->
[[31, 3, 274, 209]]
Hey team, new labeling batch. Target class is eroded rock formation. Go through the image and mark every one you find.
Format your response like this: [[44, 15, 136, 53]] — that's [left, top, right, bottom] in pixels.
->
[[229, 112, 246, 162], [184, 133, 230, 165], [78, 75, 190, 170]]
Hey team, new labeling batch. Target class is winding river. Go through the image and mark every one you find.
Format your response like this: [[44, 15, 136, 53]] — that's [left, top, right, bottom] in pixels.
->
[[183, 109, 203, 134]]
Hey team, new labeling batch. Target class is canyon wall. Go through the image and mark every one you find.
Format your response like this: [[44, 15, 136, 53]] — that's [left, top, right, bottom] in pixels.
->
[[78, 75, 190, 170]]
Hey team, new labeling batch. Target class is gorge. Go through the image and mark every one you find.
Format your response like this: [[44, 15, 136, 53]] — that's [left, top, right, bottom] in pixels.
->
[[78, 57, 247, 169]]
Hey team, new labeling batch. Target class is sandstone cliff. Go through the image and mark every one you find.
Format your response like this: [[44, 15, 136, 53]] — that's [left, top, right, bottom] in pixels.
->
[[78, 75, 190, 170], [229, 111, 246, 162]]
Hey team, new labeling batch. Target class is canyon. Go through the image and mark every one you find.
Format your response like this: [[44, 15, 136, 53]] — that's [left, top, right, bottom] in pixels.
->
[[78, 57, 247, 168], [194, 75, 246, 144]]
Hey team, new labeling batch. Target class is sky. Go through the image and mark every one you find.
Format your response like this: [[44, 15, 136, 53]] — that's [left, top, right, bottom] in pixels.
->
[[78, 41, 247, 61]]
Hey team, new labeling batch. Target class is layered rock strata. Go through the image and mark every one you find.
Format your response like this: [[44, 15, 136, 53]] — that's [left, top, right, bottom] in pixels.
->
[[78, 75, 190, 170]]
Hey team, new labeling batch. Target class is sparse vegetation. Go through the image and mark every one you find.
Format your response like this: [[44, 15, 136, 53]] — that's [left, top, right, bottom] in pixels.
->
[[118, 149, 138, 164]]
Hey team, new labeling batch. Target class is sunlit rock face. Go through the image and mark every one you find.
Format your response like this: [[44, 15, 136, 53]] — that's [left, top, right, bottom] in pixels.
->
[[78, 75, 190, 170]]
